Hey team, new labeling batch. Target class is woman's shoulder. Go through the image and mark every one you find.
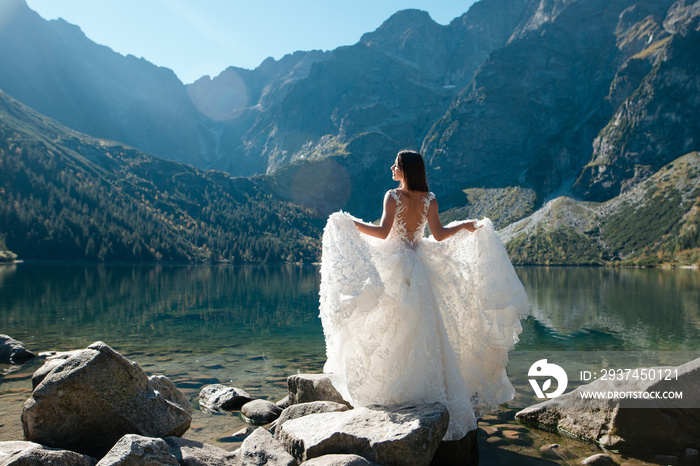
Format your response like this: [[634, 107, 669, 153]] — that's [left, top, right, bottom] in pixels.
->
[[387, 189, 400, 199]]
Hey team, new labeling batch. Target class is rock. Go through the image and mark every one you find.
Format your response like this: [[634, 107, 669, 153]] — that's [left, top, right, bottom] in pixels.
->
[[238, 427, 297, 466], [516, 357, 700, 453], [276, 401, 349, 433], [301, 454, 379, 465], [96, 434, 179, 466], [0, 441, 96, 465], [685, 448, 700, 463], [538, 444, 561, 460], [537, 443, 576, 461], [241, 399, 283, 425], [163, 436, 239, 466], [287, 374, 349, 407], [31, 351, 81, 388], [150, 374, 193, 414], [484, 436, 506, 446], [230, 427, 250, 439], [430, 430, 478, 466], [277, 395, 291, 409], [198, 384, 253, 412], [501, 429, 532, 446], [581, 454, 615, 465], [21, 341, 192, 458], [0, 334, 35, 364], [276, 402, 449, 465]]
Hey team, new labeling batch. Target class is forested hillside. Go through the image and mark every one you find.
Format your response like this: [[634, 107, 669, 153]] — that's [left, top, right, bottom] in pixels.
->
[[0, 91, 322, 263]]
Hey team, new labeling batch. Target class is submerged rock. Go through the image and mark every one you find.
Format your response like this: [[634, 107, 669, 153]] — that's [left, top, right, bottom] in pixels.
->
[[199, 384, 254, 412], [276, 402, 449, 465], [516, 357, 700, 453], [0, 440, 96, 466], [95, 434, 179, 466], [0, 334, 35, 364], [21, 341, 192, 458]]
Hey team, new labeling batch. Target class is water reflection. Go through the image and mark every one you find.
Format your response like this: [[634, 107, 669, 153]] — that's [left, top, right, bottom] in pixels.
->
[[517, 267, 700, 351], [0, 264, 324, 357], [1, 265, 699, 355]]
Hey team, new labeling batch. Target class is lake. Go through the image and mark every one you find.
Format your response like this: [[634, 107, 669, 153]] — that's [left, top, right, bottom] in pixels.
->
[[1, 264, 699, 463]]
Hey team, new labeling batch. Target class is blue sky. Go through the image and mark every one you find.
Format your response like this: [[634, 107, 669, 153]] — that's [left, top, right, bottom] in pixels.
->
[[25, 1, 478, 84]]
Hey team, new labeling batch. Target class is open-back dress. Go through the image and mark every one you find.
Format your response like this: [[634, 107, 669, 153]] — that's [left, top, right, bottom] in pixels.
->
[[319, 189, 528, 440]]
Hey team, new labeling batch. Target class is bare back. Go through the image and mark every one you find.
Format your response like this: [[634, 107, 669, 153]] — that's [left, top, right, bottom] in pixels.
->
[[388, 189, 434, 247]]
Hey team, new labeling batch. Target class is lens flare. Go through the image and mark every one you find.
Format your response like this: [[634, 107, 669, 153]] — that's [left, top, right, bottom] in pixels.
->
[[187, 68, 248, 121]]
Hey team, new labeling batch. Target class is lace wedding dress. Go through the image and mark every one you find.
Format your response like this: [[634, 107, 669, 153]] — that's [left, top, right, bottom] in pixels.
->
[[319, 190, 528, 440]]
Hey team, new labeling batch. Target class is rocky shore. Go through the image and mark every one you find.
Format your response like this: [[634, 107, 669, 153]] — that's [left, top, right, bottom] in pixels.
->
[[3, 335, 700, 465], [1, 338, 476, 465]]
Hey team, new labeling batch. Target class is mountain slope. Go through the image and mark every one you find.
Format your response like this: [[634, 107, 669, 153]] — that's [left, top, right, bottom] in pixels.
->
[[500, 151, 700, 266], [422, 0, 683, 196], [0, 90, 321, 263], [573, 0, 700, 200], [0, 0, 215, 167]]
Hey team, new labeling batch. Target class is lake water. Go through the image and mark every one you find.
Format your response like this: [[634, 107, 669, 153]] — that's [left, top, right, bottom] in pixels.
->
[[1, 264, 699, 462]]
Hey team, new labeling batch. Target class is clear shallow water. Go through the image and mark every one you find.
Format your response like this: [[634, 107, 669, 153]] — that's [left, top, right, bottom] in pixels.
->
[[1, 264, 699, 458]]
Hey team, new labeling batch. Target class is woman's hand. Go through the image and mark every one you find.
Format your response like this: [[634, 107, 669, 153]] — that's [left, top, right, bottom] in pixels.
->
[[460, 220, 479, 232]]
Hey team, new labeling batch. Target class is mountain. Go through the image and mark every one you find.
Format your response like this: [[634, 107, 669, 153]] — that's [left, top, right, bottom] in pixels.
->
[[0, 0, 217, 167], [0, 90, 322, 263], [499, 151, 700, 266], [5, 0, 698, 216], [573, 1, 700, 200], [1, 0, 698, 265], [0, 0, 541, 218], [422, 0, 699, 198]]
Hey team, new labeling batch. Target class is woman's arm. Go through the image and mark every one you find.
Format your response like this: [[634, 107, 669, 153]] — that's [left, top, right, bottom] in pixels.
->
[[354, 191, 396, 239], [427, 198, 477, 242]]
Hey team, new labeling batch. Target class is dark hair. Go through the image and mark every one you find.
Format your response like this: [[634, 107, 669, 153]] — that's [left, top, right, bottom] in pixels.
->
[[397, 150, 429, 192]]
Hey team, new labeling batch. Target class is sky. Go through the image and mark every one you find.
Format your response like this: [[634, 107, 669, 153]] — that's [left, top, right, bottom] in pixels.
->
[[25, 1, 478, 84]]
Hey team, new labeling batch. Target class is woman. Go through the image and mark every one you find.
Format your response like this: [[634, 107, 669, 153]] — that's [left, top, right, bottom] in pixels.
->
[[319, 150, 528, 441]]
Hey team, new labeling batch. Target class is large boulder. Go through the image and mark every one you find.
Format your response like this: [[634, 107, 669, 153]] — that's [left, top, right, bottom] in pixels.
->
[[0, 441, 96, 466], [287, 374, 349, 407], [199, 384, 254, 412], [238, 427, 297, 466], [31, 351, 81, 388], [516, 357, 700, 453], [95, 434, 179, 466], [0, 335, 35, 364], [163, 437, 238, 466], [276, 403, 449, 465], [275, 401, 349, 433], [21, 341, 192, 458]]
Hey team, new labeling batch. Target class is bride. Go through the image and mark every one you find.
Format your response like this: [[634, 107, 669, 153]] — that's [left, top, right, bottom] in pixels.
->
[[319, 150, 528, 440]]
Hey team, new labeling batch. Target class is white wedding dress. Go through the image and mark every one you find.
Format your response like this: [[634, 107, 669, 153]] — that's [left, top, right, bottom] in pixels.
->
[[319, 190, 528, 440]]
